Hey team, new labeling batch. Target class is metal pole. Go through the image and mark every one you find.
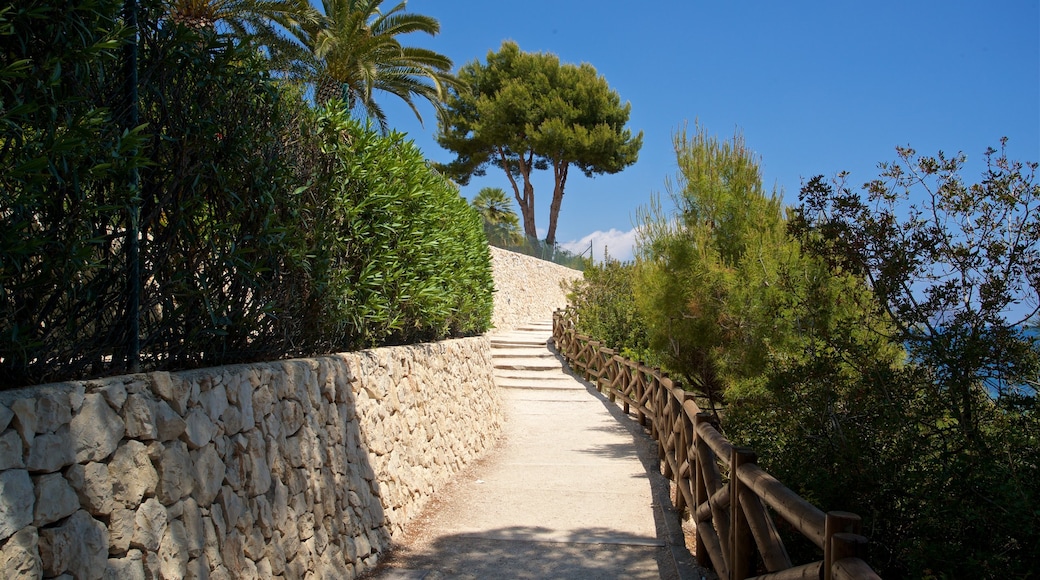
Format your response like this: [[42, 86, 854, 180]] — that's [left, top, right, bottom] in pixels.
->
[[124, 0, 141, 372]]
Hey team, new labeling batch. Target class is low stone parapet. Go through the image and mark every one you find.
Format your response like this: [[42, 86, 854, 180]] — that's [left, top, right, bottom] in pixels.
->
[[0, 336, 501, 579]]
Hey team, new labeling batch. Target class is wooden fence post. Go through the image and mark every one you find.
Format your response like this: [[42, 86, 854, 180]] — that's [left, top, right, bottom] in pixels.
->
[[729, 446, 756, 579], [693, 413, 713, 569], [824, 511, 862, 580], [673, 400, 688, 513], [830, 533, 869, 579]]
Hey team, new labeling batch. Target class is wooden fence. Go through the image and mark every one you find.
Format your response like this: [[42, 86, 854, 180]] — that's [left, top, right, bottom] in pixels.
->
[[552, 308, 882, 580]]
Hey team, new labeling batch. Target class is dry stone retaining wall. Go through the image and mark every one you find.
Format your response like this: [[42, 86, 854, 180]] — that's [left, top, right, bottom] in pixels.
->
[[489, 246, 583, 332], [0, 336, 500, 579]]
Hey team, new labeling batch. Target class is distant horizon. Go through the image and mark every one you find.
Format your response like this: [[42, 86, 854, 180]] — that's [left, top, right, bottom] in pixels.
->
[[369, 1, 1039, 262]]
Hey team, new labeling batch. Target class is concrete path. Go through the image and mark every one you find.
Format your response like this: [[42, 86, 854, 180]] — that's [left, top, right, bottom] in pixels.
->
[[367, 320, 703, 580]]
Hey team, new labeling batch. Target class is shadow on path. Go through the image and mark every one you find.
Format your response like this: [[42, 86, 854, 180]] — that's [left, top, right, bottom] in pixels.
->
[[364, 331, 709, 580], [372, 525, 683, 580], [553, 348, 702, 580]]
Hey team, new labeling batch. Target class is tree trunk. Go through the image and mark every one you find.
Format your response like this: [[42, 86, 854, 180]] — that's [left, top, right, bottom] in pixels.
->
[[546, 160, 569, 246], [521, 178, 536, 239], [498, 146, 538, 240]]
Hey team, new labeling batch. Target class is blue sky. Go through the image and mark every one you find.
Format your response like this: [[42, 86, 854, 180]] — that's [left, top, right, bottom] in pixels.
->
[[378, 1, 1040, 261]]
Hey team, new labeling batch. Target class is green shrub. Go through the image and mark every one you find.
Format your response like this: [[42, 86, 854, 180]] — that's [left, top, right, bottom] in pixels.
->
[[566, 257, 653, 364], [0, 1, 492, 387], [306, 105, 493, 348], [571, 126, 1040, 576], [133, 11, 326, 371], [0, 0, 147, 384]]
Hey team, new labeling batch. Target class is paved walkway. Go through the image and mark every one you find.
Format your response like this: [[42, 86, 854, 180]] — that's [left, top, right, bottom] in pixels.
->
[[368, 320, 703, 580]]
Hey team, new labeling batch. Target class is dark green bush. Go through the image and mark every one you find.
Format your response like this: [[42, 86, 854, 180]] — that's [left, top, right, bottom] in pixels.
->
[[0, 1, 492, 387], [133, 10, 325, 371], [0, 0, 147, 384]]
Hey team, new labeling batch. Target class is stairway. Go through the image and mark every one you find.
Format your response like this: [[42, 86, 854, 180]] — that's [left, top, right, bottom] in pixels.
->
[[488, 320, 577, 390]]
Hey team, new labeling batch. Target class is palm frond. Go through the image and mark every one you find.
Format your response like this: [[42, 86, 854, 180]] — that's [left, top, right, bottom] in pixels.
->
[[301, 0, 458, 131]]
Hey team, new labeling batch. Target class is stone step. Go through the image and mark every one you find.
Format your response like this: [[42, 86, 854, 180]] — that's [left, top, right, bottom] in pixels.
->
[[490, 348, 557, 359], [493, 377, 586, 390], [489, 334, 549, 343], [493, 367, 572, 380], [493, 360, 562, 372]]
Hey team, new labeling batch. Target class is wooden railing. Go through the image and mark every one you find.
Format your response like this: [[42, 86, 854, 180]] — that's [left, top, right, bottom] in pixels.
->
[[552, 308, 882, 580]]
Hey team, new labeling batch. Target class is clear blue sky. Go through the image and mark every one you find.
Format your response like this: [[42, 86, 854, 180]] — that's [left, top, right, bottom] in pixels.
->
[[377, 1, 1040, 261]]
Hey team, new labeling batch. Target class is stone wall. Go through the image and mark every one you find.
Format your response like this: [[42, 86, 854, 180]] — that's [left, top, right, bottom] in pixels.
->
[[489, 246, 583, 332], [0, 336, 501, 580]]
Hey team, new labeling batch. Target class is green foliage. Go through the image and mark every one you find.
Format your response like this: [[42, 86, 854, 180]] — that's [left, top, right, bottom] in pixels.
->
[[589, 126, 1040, 576], [300, 0, 460, 131], [133, 8, 325, 370], [307, 105, 493, 347], [471, 186, 522, 246], [0, 1, 492, 387], [793, 142, 1040, 434], [566, 257, 652, 363], [631, 125, 893, 410], [789, 142, 1040, 576], [0, 0, 148, 383], [164, 0, 319, 75], [436, 41, 642, 245]]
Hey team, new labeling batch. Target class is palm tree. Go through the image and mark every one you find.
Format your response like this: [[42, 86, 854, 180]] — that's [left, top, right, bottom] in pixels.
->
[[300, 0, 460, 131], [164, 0, 320, 74], [471, 187, 523, 245]]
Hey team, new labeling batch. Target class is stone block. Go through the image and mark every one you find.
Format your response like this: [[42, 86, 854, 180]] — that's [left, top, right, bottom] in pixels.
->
[[108, 507, 135, 555], [26, 427, 74, 473], [156, 441, 194, 505], [201, 517, 221, 571], [35, 392, 72, 433], [152, 371, 189, 416], [186, 555, 210, 580], [0, 404, 13, 432], [66, 462, 116, 516], [155, 400, 187, 442], [105, 549, 145, 580], [180, 498, 205, 559], [252, 384, 275, 422], [32, 472, 79, 526], [131, 498, 167, 552], [0, 524, 41, 578], [159, 519, 189, 580], [38, 510, 108, 580], [199, 383, 228, 424], [97, 380, 129, 410], [183, 409, 216, 449], [11, 398, 37, 445], [110, 440, 158, 507], [218, 486, 248, 532], [0, 429, 25, 471], [71, 393, 124, 463], [0, 469, 33, 541], [123, 394, 158, 440], [246, 431, 271, 498], [190, 443, 225, 507]]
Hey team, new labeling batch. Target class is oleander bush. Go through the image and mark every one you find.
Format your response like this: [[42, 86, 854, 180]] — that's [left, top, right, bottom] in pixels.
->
[[0, 0, 147, 384], [306, 106, 493, 348], [0, 0, 492, 387]]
